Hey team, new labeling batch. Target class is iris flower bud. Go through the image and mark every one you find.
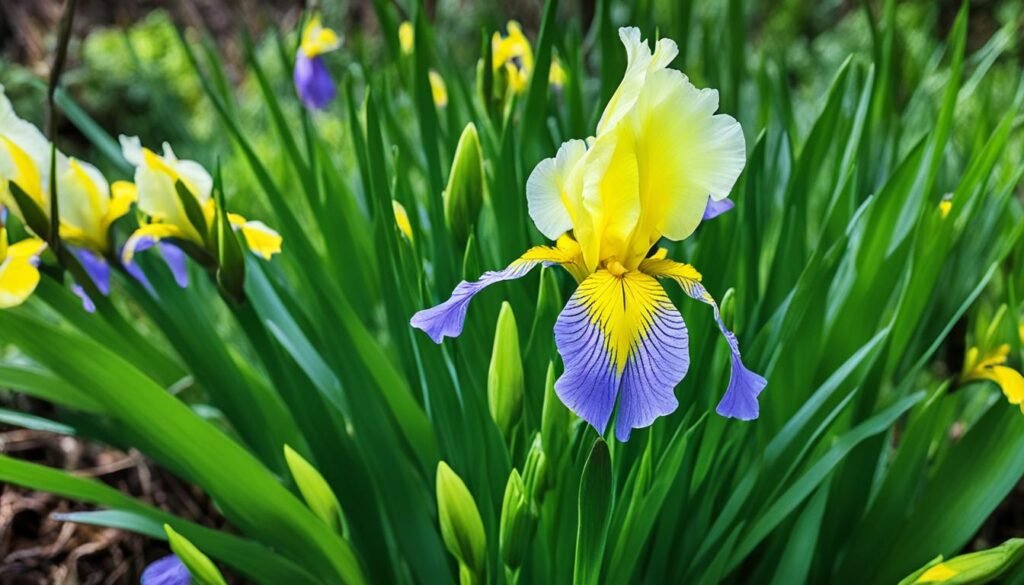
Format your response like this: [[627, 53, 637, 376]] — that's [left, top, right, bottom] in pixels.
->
[[488, 301, 524, 437], [436, 462, 487, 581]]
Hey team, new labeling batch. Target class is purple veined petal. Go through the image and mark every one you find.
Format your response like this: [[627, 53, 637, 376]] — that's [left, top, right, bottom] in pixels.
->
[[614, 276, 689, 441], [554, 270, 689, 439], [411, 246, 568, 343], [715, 353, 766, 420], [684, 281, 766, 420], [70, 283, 96, 313], [639, 257, 767, 421], [70, 247, 111, 296], [159, 242, 189, 288], [294, 53, 336, 110], [141, 554, 191, 585], [702, 197, 735, 220]]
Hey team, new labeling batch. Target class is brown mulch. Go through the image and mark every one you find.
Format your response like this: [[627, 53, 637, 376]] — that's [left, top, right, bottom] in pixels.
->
[[0, 398, 234, 585]]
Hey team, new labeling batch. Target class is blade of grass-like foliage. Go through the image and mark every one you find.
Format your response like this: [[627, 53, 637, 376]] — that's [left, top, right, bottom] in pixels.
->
[[0, 408, 76, 434], [727, 391, 926, 572], [0, 309, 366, 585], [0, 455, 322, 585], [575, 438, 612, 585], [870, 404, 1024, 584], [0, 364, 103, 412], [767, 476, 831, 585]]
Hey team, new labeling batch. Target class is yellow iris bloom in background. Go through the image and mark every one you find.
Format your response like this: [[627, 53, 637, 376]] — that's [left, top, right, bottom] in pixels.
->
[[492, 21, 534, 94], [119, 135, 282, 263], [963, 344, 1024, 413]]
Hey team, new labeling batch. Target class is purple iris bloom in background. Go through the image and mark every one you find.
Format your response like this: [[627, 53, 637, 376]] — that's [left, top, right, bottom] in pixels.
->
[[294, 15, 341, 110], [141, 554, 191, 585]]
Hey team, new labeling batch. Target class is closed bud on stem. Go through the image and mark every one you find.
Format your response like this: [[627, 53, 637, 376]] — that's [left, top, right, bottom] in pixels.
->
[[489, 302, 524, 437], [719, 287, 736, 331], [500, 469, 536, 570], [522, 433, 547, 501], [900, 538, 1024, 585], [436, 462, 486, 583], [443, 123, 484, 246], [283, 445, 346, 535]]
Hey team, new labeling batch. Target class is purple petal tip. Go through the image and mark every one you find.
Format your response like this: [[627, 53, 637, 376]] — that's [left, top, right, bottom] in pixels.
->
[[715, 355, 767, 420], [141, 554, 191, 585]]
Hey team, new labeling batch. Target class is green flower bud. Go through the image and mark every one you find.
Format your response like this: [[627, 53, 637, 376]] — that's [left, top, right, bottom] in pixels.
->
[[488, 302, 524, 437], [522, 433, 547, 501], [719, 287, 736, 331], [164, 524, 228, 585], [899, 538, 1024, 585], [443, 123, 485, 246], [436, 461, 487, 580], [283, 445, 345, 535], [500, 469, 536, 569]]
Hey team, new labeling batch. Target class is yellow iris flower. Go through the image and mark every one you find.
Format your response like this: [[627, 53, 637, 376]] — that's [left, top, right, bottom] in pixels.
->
[[414, 28, 761, 440], [963, 344, 1024, 413], [492, 21, 534, 94]]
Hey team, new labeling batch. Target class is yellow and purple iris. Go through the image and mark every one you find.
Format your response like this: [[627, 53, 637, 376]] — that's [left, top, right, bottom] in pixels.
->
[[119, 135, 282, 273], [412, 28, 765, 440], [0, 86, 136, 309], [294, 15, 342, 110]]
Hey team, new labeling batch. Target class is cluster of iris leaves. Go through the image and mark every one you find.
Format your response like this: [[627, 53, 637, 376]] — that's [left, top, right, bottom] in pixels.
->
[[1, 0, 1024, 583]]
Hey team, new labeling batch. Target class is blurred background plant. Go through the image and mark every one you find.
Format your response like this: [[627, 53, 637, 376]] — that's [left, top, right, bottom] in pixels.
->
[[0, 0, 1023, 583]]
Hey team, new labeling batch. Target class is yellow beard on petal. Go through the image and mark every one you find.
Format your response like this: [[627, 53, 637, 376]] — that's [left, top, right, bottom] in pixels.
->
[[577, 270, 668, 375]]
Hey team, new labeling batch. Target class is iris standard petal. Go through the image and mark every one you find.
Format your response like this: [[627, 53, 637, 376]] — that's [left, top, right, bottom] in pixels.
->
[[141, 554, 191, 585], [526, 139, 586, 240], [641, 256, 767, 420], [702, 197, 735, 220], [294, 53, 336, 111], [412, 245, 580, 343], [554, 269, 689, 439]]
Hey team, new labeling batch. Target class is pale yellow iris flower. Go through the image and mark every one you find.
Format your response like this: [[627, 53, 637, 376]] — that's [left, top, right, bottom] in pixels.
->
[[119, 136, 282, 263]]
